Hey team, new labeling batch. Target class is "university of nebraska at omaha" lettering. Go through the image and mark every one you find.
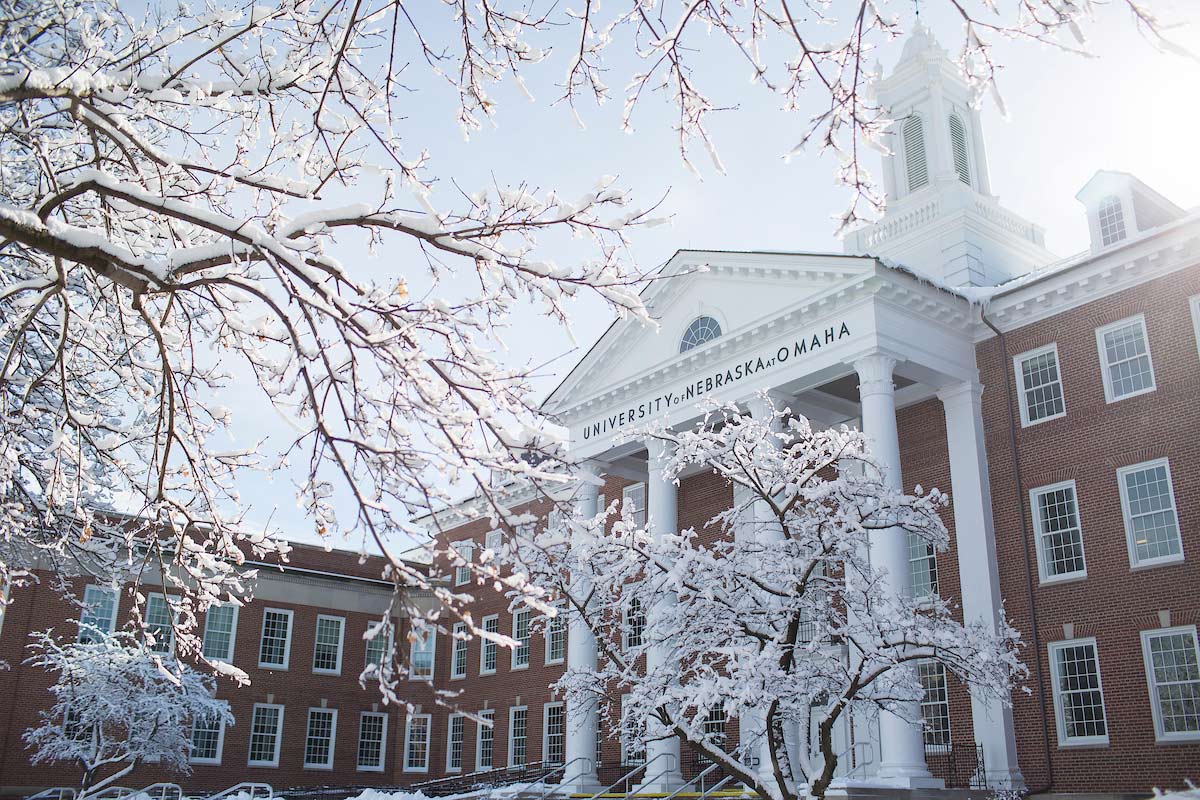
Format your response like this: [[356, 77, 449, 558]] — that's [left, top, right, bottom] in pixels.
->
[[581, 321, 852, 440]]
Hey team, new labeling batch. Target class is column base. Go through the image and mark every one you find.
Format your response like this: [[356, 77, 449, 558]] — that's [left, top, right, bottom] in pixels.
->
[[871, 771, 945, 790], [633, 774, 686, 794], [983, 767, 1026, 791], [559, 776, 604, 795]]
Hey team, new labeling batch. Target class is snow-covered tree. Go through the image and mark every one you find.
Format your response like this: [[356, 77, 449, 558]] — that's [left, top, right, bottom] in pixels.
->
[[23, 629, 233, 794], [514, 399, 1025, 800]]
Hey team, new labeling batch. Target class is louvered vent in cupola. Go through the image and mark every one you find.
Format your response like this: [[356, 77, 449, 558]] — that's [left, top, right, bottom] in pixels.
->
[[903, 116, 929, 192], [949, 114, 971, 186]]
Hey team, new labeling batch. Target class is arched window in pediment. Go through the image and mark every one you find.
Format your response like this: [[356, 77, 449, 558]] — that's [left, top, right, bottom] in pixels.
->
[[679, 315, 722, 353]]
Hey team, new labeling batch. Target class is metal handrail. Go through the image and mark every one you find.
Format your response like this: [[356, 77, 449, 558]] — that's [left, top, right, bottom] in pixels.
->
[[131, 785, 182, 800], [201, 785, 274, 800], [841, 740, 875, 780], [531, 757, 593, 800], [586, 751, 678, 800], [79, 787, 133, 800], [696, 774, 738, 800], [24, 790, 77, 800], [662, 762, 721, 800]]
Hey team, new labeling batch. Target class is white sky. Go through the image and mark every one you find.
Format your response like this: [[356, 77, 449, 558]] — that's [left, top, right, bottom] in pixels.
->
[[230, 0, 1200, 551]]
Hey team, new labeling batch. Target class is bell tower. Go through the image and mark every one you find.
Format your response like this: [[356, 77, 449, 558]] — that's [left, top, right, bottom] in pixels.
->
[[843, 23, 1056, 286]]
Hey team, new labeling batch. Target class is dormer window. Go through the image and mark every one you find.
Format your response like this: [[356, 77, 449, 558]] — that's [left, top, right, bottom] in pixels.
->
[[680, 315, 721, 353], [948, 114, 971, 186], [1097, 195, 1127, 246], [902, 116, 929, 192]]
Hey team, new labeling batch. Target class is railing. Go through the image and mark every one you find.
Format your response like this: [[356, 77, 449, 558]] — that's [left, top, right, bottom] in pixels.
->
[[664, 762, 721, 800], [78, 787, 133, 800], [585, 752, 678, 800], [24, 790, 77, 800], [841, 739, 876, 780], [528, 757, 593, 800], [924, 743, 986, 790], [131, 785, 182, 800], [201, 785, 274, 800], [410, 759, 560, 796]]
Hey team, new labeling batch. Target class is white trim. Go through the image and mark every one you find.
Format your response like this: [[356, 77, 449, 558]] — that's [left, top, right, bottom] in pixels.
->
[[404, 713, 432, 773], [544, 602, 566, 666], [1117, 458, 1184, 569], [303, 707, 338, 770], [543, 702, 565, 766], [446, 712, 466, 773], [476, 709, 495, 772], [1191, 295, 1200, 361], [1140, 625, 1200, 743], [622, 483, 647, 527], [365, 626, 394, 668], [1095, 314, 1156, 404], [80, 585, 118, 639], [511, 608, 530, 671], [312, 614, 346, 676], [356, 711, 389, 772], [409, 627, 437, 680], [1029, 480, 1087, 584], [451, 622, 469, 679], [145, 592, 177, 656], [508, 705, 529, 767], [257, 608, 293, 670], [452, 540, 474, 587], [201, 603, 239, 663], [1013, 343, 1066, 427], [247, 703, 285, 767], [480, 615, 499, 676], [189, 714, 227, 766], [1048, 637, 1109, 747]]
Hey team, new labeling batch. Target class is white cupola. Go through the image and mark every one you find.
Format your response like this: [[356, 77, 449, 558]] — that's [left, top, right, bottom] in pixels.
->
[[1075, 170, 1185, 252], [843, 23, 1056, 287]]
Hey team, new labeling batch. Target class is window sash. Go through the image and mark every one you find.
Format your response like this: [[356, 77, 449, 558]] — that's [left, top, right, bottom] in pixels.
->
[[190, 715, 225, 764], [1119, 460, 1182, 567], [365, 626, 392, 668], [248, 704, 284, 766], [622, 483, 647, 527], [907, 532, 938, 598], [258, 609, 292, 669], [1031, 482, 1087, 582], [545, 606, 566, 665], [1049, 639, 1108, 745], [918, 660, 951, 747], [477, 710, 495, 771], [145, 593, 175, 655], [481, 616, 498, 674], [202, 604, 238, 662], [1098, 196, 1126, 246], [303, 708, 337, 769], [544, 704, 565, 765], [509, 706, 528, 767], [1141, 627, 1200, 741], [620, 695, 646, 765], [1097, 316, 1155, 402], [409, 627, 436, 679], [512, 609, 530, 669], [313, 615, 345, 674], [447, 713, 465, 772], [451, 622, 469, 679], [624, 598, 645, 649], [357, 712, 388, 771], [452, 541, 474, 586], [80, 586, 117, 642], [1014, 344, 1066, 426], [405, 714, 431, 772]]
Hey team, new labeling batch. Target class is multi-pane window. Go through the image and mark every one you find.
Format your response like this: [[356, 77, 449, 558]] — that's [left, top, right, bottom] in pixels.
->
[[1141, 627, 1200, 740], [1097, 316, 1155, 402], [1098, 195, 1127, 246], [624, 598, 646, 649], [622, 483, 647, 527], [1049, 639, 1108, 745], [190, 713, 225, 764], [679, 315, 723, 352], [1191, 296, 1200, 360], [480, 615, 499, 675], [248, 704, 284, 767], [313, 615, 345, 674], [404, 714, 431, 772], [409, 628, 436, 679], [702, 703, 726, 750], [451, 622, 469, 679], [621, 695, 646, 765], [452, 541, 474, 586], [908, 532, 938, 598], [918, 660, 951, 747], [304, 708, 337, 769], [1032, 481, 1087, 582], [447, 713, 465, 772], [365, 626, 392, 668], [1118, 459, 1182, 567], [357, 712, 388, 771], [477, 709, 495, 770], [145, 593, 175, 655], [80, 585, 117, 643], [1015, 344, 1066, 426], [545, 604, 566, 665], [544, 703, 566, 765], [202, 605, 238, 662], [509, 706, 528, 767], [485, 530, 503, 556], [258, 609, 293, 669], [511, 608, 531, 669]]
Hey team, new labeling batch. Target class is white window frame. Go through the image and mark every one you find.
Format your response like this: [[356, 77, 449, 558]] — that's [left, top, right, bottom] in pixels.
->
[[80, 585, 118, 641], [409, 627, 437, 680], [623, 597, 645, 650], [1014, 343, 1067, 427], [485, 530, 503, 556], [1190, 295, 1200, 360], [257, 608, 293, 670], [189, 714, 227, 765], [356, 711, 389, 772], [620, 694, 646, 766], [480, 614, 499, 675], [544, 602, 566, 666], [476, 709, 495, 772], [452, 540, 474, 587], [248, 703, 285, 767], [1118, 458, 1183, 569], [511, 608, 530, 670], [312, 614, 345, 676], [508, 705, 529, 768], [1140, 625, 1200, 742], [1030, 480, 1088, 584], [303, 707, 338, 770], [446, 712, 465, 773], [201, 604, 239, 663], [1095, 314, 1156, 403], [622, 483, 646, 527], [543, 702, 565, 766], [451, 622, 468, 680], [145, 592, 177, 655], [1048, 637, 1109, 747], [403, 713, 432, 773], [365, 625, 393, 668]]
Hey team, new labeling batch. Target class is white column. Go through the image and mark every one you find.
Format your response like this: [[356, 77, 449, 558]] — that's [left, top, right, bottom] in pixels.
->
[[854, 353, 940, 788], [636, 439, 685, 792], [938, 381, 1025, 790], [564, 471, 603, 792]]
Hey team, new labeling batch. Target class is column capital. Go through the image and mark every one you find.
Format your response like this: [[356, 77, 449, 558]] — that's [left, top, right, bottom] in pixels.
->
[[936, 380, 984, 408], [645, 437, 677, 469], [743, 389, 792, 421], [854, 352, 898, 400]]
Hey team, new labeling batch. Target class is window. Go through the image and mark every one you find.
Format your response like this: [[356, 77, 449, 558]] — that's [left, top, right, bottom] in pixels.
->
[[452, 541, 474, 586], [918, 660, 951, 747], [620, 695, 646, 765], [1096, 315, 1155, 402], [480, 615, 499, 675], [145, 593, 175, 655], [202, 605, 238, 662], [596, 713, 604, 769], [404, 714, 431, 772], [948, 114, 971, 186], [190, 713, 226, 765], [908, 532, 938, 598], [485, 530, 503, 556], [1191, 296, 1200, 360], [313, 615, 345, 675], [623, 598, 646, 649], [1118, 459, 1182, 567], [902, 115, 929, 192], [508, 706, 528, 767], [477, 709, 495, 771], [409, 627, 436, 679], [365, 625, 392, 668], [1015, 344, 1066, 426], [622, 483, 646, 527], [544, 703, 565, 765], [512, 608, 531, 669], [1098, 195, 1127, 246], [304, 708, 337, 769], [1049, 638, 1108, 746], [679, 315, 722, 353], [357, 712, 388, 772], [702, 703, 726, 753], [1141, 627, 1200, 741], [451, 622, 468, 679], [258, 609, 293, 669], [545, 603, 566, 665], [79, 585, 117, 642], [1031, 481, 1087, 582], [248, 704, 284, 767], [446, 713, 465, 772]]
